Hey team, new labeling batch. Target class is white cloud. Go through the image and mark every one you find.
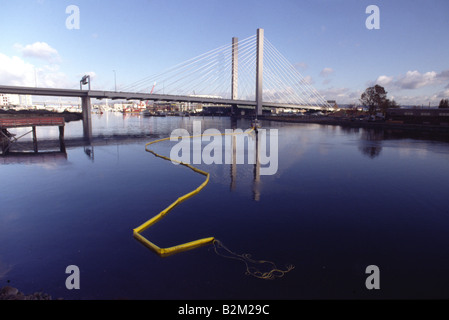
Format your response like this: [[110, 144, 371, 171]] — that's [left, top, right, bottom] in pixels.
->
[[14, 42, 61, 63], [320, 67, 334, 77], [376, 75, 393, 86], [0, 53, 36, 86], [303, 75, 313, 85], [0, 53, 70, 88], [436, 88, 449, 98], [294, 62, 308, 70], [78, 71, 97, 79], [318, 87, 361, 104], [396, 70, 438, 89], [373, 69, 449, 90]]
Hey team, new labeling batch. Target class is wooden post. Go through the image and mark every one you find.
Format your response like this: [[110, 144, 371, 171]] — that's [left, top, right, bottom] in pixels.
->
[[32, 126, 38, 153]]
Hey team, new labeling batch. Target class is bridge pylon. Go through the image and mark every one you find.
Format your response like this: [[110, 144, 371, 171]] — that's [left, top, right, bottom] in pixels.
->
[[255, 28, 264, 117]]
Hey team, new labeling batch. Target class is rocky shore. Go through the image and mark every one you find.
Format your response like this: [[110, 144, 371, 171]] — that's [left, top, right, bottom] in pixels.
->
[[0, 286, 54, 300]]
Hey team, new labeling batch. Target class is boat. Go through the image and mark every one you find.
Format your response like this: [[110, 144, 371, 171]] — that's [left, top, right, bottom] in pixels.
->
[[141, 110, 166, 117], [141, 110, 151, 117]]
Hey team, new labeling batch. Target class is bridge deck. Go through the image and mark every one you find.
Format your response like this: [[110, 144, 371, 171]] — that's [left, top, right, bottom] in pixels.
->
[[0, 85, 328, 110]]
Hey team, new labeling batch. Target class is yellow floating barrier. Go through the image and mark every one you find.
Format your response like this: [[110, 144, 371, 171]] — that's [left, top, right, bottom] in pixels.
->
[[133, 126, 255, 258]]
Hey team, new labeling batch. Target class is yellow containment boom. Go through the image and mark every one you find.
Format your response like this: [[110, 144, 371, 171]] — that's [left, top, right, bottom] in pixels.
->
[[133, 126, 255, 258]]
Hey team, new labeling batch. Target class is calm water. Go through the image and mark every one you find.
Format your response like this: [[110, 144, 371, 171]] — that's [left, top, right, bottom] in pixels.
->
[[1, 113, 449, 299]]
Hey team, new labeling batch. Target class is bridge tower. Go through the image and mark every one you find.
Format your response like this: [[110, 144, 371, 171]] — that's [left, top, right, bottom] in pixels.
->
[[231, 37, 239, 115], [231, 37, 238, 101], [232, 28, 264, 117], [255, 28, 264, 117]]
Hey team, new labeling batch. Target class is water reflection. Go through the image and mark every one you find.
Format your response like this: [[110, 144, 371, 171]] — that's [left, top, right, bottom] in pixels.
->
[[358, 129, 384, 159], [0, 151, 67, 165], [84, 145, 95, 161], [2, 115, 449, 299], [338, 126, 449, 159], [228, 127, 261, 201], [253, 129, 261, 201]]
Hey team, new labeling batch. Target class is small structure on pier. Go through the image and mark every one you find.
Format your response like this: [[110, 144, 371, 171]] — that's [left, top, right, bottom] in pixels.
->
[[0, 117, 65, 154]]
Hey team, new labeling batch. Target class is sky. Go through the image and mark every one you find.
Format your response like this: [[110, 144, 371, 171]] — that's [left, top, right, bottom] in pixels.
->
[[1, 0, 449, 106]]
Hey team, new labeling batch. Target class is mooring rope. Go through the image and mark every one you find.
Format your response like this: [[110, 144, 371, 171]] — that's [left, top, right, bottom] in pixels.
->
[[213, 240, 294, 280]]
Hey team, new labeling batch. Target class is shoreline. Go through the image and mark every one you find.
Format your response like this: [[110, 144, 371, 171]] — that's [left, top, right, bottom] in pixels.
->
[[258, 115, 449, 133], [2, 109, 449, 134]]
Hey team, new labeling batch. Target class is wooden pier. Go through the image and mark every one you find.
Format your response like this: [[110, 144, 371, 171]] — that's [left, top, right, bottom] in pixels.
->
[[0, 117, 65, 154]]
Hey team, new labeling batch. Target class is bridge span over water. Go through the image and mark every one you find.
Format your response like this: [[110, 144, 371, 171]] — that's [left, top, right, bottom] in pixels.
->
[[1, 29, 332, 138], [0, 85, 325, 111]]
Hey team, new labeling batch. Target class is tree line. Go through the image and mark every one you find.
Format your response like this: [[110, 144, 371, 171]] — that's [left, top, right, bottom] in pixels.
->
[[439, 99, 449, 108], [360, 84, 449, 113]]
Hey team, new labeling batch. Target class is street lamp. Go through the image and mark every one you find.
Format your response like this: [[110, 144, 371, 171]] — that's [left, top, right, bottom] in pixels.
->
[[113, 70, 117, 92], [80, 75, 91, 90]]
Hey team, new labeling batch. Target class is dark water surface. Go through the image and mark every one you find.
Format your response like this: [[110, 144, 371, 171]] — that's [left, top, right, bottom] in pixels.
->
[[1, 113, 449, 299]]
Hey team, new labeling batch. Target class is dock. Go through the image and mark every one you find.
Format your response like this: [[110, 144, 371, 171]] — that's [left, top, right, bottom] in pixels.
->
[[0, 117, 65, 154]]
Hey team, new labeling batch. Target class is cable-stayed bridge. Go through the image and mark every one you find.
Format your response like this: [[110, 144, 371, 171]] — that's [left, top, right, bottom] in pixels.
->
[[0, 29, 332, 136], [118, 29, 331, 111]]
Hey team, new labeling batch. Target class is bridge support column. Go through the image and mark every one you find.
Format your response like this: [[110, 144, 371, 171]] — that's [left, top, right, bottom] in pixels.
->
[[32, 126, 38, 153], [256, 28, 264, 117], [81, 96, 92, 141]]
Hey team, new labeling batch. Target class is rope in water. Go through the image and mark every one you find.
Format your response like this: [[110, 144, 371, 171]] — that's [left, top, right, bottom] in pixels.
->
[[213, 240, 294, 280]]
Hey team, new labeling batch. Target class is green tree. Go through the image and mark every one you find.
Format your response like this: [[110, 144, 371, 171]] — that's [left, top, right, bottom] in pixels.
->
[[438, 98, 449, 108], [360, 85, 389, 115], [379, 98, 400, 115]]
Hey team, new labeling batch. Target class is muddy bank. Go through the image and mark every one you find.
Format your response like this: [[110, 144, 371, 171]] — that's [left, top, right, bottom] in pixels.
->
[[0, 109, 83, 122]]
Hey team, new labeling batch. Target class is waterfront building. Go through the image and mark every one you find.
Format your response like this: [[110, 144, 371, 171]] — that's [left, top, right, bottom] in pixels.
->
[[0, 94, 33, 107], [386, 108, 449, 125]]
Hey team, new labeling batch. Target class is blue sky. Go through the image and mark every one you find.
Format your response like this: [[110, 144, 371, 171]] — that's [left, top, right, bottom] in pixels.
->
[[1, 0, 449, 105]]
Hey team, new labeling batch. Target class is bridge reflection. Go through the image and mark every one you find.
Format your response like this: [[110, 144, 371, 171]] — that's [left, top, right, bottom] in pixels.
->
[[1, 128, 264, 200], [229, 118, 261, 201]]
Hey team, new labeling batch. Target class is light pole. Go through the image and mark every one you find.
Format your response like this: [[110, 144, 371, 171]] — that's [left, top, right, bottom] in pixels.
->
[[80, 75, 90, 90], [113, 70, 117, 91]]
